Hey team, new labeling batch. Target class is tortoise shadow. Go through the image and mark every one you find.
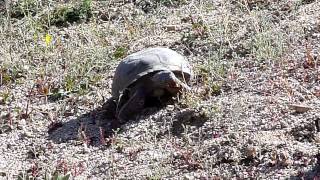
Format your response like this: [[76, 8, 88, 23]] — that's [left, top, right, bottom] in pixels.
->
[[47, 98, 120, 147], [47, 98, 164, 147]]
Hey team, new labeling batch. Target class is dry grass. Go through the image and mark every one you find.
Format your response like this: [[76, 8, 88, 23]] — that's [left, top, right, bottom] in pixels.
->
[[1, 0, 320, 179]]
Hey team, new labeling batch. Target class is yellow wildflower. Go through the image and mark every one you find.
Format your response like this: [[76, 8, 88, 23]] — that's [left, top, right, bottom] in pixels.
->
[[45, 33, 52, 46]]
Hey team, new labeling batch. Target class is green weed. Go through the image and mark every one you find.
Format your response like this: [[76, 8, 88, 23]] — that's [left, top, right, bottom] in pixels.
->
[[0, 66, 24, 85], [0, 90, 11, 104], [113, 46, 128, 59], [45, 172, 71, 180]]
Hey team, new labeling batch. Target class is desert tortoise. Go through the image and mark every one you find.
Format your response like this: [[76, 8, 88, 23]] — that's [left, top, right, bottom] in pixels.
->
[[111, 47, 193, 122]]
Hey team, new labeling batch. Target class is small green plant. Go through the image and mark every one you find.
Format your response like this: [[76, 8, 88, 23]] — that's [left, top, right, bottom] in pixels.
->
[[63, 75, 91, 95], [89, 74, 103, 86], [64, 75, 76, 92], [80, 0, 92, 14], [78, 80, 90, 95], [50, 6, 80, 26], [1, 72, 11, 85], [0, 90, 11, 104], [252, 30, 286, 62], [210, 83, 222, 95], [44, 172, 71, 180], [113, 46, 128, 59]]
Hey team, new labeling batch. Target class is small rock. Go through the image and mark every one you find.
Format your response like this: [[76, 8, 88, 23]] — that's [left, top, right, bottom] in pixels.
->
[[288, 104, 312, 113], [184, 174, 194, 180], [245, 145, 258, 158], [0, 172, 6, 177], [315, 118, 320, 132], [166, 105, 175, 111], [23, 131, 34, 138], [164, 25, 179, 31], [314, 132, 320, 144], [18, 119, 27, 130]]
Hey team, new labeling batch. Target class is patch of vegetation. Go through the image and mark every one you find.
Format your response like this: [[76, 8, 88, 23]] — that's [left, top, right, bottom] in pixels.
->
[[17, 170, 71, 180], [135, 0, 186, 13], [45, 172, 71, 180], [0, 90, 11, 105], [156, 0, 186, 6], [0, 66, 25, 85], [113, 46, 128, 59], [61, 75, 89, 95], [247, 12, 288, 62], [178, 45, 227, 108], [146, 175, 162, 180], [251, 30, 287, 62], [243, 0, 272, 11], [64, 75, 77, 92], [11, 0, 38, 19], [43, 0, 92, 28]]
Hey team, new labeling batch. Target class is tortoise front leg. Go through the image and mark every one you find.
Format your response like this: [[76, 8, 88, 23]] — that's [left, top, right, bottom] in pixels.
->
[[117, 88, 146, 123]]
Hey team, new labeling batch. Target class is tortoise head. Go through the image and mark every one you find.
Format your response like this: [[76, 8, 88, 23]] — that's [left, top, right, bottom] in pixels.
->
[[151, 70, 190, 95]]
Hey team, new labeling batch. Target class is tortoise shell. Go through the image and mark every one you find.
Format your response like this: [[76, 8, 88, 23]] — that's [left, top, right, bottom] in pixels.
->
[[111, 47, 193, 99]]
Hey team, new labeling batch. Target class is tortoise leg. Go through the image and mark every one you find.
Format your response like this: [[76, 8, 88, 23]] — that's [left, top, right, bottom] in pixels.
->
[[116, 88, 130, 115], [117, 88, 146, 123], [102, 98, 117, 119]]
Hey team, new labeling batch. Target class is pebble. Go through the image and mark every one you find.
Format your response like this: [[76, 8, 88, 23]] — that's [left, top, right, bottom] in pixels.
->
[[313, 132, 320, 144], [245, 145, 258, 158], [166, 105, 175, 111], [23, 131, 34, 138]]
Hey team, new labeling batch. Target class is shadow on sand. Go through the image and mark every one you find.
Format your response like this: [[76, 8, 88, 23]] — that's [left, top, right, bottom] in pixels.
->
[[47, 98, 121, 147], [46, 97, 169, 146]]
